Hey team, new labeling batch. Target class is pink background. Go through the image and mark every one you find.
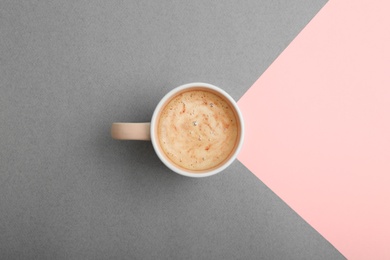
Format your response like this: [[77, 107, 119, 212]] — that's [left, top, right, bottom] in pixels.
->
[[238, 0, 390, 259]]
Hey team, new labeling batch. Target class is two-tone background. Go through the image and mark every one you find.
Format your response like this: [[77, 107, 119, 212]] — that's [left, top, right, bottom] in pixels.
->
[[2, 0, 389, 259]]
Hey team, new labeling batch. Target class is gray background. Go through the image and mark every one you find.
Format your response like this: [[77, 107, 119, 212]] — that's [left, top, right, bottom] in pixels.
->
[[0, 0, 345, 259]]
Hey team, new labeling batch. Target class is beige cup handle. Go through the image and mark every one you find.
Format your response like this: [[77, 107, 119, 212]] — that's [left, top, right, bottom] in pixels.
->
[[111, 123, 151, 140]]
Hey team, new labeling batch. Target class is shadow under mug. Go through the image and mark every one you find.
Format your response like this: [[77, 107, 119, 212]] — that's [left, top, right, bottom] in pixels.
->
[[111, 82, 244, 178]]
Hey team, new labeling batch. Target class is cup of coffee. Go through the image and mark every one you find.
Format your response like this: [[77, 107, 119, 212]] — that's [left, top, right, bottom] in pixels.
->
[[111, 83, 244, 178]]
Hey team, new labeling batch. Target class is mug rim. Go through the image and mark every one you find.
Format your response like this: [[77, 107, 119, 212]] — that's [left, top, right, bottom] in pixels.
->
[[150, 82, 245, 178]]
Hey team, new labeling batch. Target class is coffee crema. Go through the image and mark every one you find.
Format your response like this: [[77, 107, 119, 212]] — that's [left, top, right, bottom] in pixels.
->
[[157, 89, 239, 171]]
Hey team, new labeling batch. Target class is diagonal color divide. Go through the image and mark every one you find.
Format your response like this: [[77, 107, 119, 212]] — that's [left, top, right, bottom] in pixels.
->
[[237, 0, 390, 259]]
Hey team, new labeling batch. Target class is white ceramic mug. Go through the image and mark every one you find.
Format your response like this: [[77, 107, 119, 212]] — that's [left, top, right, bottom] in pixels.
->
[[111, 83, 244, 178]]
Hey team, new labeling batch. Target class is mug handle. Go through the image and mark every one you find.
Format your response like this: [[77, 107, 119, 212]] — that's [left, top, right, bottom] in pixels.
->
[[111, 123, 151, 140]]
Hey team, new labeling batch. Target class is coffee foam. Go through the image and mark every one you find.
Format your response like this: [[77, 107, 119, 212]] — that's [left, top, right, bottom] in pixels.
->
[[157, 89, 239, 171]]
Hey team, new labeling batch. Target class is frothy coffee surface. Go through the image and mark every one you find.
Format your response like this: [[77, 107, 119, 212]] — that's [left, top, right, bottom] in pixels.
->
[[157, 90, 238, 171]]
